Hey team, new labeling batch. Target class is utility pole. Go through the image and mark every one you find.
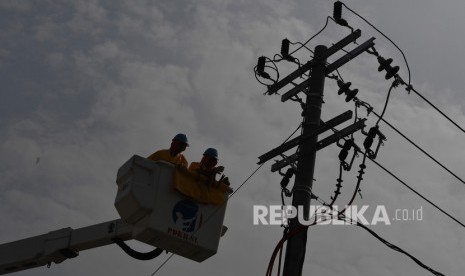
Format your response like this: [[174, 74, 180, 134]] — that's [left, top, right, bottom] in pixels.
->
[[282, 45, 327, 276], [256, 29, 373, 276]]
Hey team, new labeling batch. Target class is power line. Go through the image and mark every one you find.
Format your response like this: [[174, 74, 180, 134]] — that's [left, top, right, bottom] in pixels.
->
[[326, 118, 465, 228], [372, 109, 465, 186], [330, 76, 465, 227], [369, 157, 465, 228], [333, 74, 465, 187], [353, 220, 446, 276], [265, 159, 451, 276], [376, 81, 397, 126], [267, 215, 446, 276], [289, 17, 330, 56], [340, 2, 412, 85], [410, 86, 465, 135], [228, 163, 265, 199], [341, 1, 465, 136], [150, 253, 174, 276], [334, 76, 465, 189]]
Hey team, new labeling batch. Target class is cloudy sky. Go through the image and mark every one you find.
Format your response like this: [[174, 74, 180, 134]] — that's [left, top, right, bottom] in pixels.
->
[[1, 0, 465, 275]]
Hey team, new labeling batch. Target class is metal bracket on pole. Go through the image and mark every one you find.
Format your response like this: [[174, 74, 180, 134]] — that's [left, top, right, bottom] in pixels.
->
[[267, 29, 362, 95], [271, 153, 299, 172], [258, 111, 353, 165], [316, 119, 366, 150], [281, 37, 374, 102], [326, 37, 376, 74], [281, 79, 311, 102], [270, 119, 366, 172]]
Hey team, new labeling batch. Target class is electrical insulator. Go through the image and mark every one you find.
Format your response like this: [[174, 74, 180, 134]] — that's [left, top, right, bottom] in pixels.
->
[[377, 57, 392, 72], [338, 139, 359, 171], [333, 1, 343, 21], [257, 56, 270, 79], [281, 39, 290, 57], [284, 168, 295, 179], [363, 125, 386, 159], [280, 39, 296, 62], [333, 1, 348, 26], [337, 80, 358, 102], [337, 80, 351, 95], [345, 88, 358, 102], [377, 56, 400, 80], [280, 168, 295, 191], [257, 56, 266, 73], [338, 140, 351, 162], [363, 126, 377, 150], [280, 176, 290, 188]]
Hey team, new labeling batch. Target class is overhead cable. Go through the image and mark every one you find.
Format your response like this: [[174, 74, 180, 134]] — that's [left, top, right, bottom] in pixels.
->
[[376, 80, 398, 125], [289, 17, 330, 57], [410, 86, 465, 135], [340, 2, 411, 85], [369, 157, 465, 229], [268, 215, 447, 276], [326, 119, 465, 229], [372, 109, 465, 186], [352, 220, 446, 276]]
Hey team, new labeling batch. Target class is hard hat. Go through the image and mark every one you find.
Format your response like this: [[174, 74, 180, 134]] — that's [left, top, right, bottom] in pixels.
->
[[172, 133, 189, 146], [203, 148, 218, 159]]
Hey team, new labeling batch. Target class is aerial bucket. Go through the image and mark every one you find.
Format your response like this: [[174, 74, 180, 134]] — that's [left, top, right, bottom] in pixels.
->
[[114, 155, 228, 262]]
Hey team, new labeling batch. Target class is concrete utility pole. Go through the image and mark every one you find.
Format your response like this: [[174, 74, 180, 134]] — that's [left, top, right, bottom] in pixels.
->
[[282, 45, 327, 276], [256, 29, 373, 276]]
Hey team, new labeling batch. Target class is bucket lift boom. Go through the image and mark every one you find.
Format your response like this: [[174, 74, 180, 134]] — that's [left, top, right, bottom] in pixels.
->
[[0, 155, 229, 274]]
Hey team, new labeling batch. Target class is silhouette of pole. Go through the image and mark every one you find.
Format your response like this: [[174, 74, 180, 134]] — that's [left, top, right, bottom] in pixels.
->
[[282, 45, 327, 276]]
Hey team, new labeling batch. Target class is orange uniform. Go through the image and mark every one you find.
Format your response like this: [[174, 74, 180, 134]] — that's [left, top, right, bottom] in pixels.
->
[[188, 162, 201, 172], [148, 149, 188, 167]]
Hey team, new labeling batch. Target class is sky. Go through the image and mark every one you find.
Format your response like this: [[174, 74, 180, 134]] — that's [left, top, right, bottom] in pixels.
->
[[1, 0, 465, 275]]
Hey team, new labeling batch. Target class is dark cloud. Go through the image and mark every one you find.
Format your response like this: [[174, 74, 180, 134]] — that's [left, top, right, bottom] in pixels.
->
[[1, 1, 464, 275]]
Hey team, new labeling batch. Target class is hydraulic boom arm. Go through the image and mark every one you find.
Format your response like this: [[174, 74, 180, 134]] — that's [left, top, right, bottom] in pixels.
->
[[0, 219, 132, 275]]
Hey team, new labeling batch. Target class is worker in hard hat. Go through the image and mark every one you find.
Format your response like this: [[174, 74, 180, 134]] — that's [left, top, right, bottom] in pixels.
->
[[189, 148, 230, 187], [147, 133, 189, 167]]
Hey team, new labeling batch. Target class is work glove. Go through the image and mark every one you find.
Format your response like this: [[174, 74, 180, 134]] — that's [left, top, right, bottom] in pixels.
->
[[215, 166, 225, 174]]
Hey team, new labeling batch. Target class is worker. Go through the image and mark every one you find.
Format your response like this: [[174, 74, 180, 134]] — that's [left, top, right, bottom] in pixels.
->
[[189, 148, 230, 187], [147, 133, 189, 167]]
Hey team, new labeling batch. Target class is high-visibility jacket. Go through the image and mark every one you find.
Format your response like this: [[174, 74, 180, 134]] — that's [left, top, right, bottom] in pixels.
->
[[173, 166, 230, 205], [147, 149, 188, 167]]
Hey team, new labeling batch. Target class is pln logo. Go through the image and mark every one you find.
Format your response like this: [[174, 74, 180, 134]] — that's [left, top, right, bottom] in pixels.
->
[[172, 199, 203, 233]]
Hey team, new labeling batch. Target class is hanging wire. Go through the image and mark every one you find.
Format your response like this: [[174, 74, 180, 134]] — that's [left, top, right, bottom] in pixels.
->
[[150, 253, 174, 276], [268, 210, 446, 276], [335, 215, 446, 276], [289, 40, 313, 53], [337, 152, 367, 216], [368, 157, 465, 229], [352, 100, 359, 139], [328, 162, 344, 207], [254, 56, 280, 87], [376, 79, 399, 125], [329, 74, 465, 188], [409, 86, 465, 135], [331, 137, 465, 229], [372, 109, 465, 186], [341, 2, 412, 85], [289, 17, 330, 56]]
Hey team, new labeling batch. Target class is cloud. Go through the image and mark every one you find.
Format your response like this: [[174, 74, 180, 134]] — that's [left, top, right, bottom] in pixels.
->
[[1, 1, 464, 276]]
